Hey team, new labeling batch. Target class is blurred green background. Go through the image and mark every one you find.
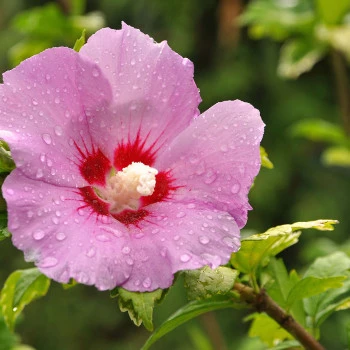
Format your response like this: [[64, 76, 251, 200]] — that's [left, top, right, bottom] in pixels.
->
[[0, 0, 349, 349]]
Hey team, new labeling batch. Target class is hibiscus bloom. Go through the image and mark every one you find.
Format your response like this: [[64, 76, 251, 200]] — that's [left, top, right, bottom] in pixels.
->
[[0, 23, 264, 291]]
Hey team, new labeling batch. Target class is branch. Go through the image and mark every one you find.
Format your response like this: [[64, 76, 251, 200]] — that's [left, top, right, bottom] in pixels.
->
[[331, 50, 350, 136], [233, 283, 325, 350]]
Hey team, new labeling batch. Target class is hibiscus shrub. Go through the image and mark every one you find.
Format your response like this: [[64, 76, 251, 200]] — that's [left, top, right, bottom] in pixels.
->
[[0, 13, 349, 350]]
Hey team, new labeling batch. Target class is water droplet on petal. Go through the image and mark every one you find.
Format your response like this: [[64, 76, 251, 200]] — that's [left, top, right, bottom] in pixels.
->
[[32, 99, 38, 106], [126, 258, 134, 266], [40, 256, 58, 268], [54, 97, 60, 104], [52, 217, 59, 225], [176, 211, 186, 218], [187, 203, 196, 209], [180, 254, 191, 262], [231, 183, 240, 194], [122, 246, 131, 254], [55, 232, 66, 241], [142, 277, 152, 288], [92, 68, 100, 77], [130, 59, 136, 66], [36, 169, 44, 178], [54, 125, 63, 136], [42, 133, 52, 145], [33, 229, 45, 240], [6, 188, 14, 195], [199, 236, 210, 245], [86, 247, 96, 257], [96, 234, 110, 242]]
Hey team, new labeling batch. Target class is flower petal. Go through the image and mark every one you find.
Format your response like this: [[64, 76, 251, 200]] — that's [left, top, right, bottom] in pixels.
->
[[79, 23, 201, 161], [3, 170, 133, 291], [157, 100, 265, 228], [120, 201, 240, 291], [4, 170, 240, 292], [0, 47, 112, 187]]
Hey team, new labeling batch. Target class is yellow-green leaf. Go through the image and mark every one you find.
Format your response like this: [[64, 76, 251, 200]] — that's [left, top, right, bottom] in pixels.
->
[[184, 266, 238, 300], [112, 288, 164, 331], [0, 269, 50, 331]]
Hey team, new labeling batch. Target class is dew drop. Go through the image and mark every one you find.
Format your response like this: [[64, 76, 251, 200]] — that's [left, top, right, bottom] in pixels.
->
[[54, 125, 63, 136], [96, 234, 110, 242], [130, 59, 136, 66], [122, 246, 131, 254], [40, 256, 58, 268], [230, 183, 240, 194], [36, 169, 44, 178], [42, 133, 52, 145], [56, 232, 66, 241], [142, 277, 152, 288], [54, 97, 60, 104], [126, 258, 134, 266], [33, 230, 45, 240], [187, 203, 196, 209], [92, 68, 100, 77], [32, 99, 38, 106], [6, 188, 14, 195], [199, 236, 210, 245], [52, 217, 59, 225], [86, 247, 96, 257], [180, 254, 191, 262], [176, 211, 186, 218]]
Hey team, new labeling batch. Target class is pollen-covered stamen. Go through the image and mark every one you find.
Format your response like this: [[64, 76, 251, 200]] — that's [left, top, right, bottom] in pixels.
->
[[99, 162, 158, 213]]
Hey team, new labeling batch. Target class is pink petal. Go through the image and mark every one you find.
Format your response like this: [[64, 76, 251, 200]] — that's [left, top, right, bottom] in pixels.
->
[[0, 47, 112, 187], [4, 169, 240, 292], [121, 201, 240, 291], [79, 23, 201, 161], [3, 169, 133, 290], [156, 100, 265, 228]]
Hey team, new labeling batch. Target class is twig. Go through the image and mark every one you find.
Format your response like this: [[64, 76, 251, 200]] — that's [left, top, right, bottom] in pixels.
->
[[233, 283, 325, 350], [331, 50, 350, 136]]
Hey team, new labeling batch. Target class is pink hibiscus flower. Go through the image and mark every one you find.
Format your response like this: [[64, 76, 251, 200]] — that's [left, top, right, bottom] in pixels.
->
[[0, 23, 264, 291]]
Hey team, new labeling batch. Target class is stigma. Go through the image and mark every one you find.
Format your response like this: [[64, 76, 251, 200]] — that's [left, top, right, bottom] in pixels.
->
[[99, 162, 158, 212]]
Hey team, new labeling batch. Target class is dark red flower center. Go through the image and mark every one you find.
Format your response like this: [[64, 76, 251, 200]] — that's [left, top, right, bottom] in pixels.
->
[[75, 135, 176, 226]]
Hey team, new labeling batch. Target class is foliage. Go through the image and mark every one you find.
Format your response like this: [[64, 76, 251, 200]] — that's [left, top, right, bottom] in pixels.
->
[[0, 1, 349, 350]]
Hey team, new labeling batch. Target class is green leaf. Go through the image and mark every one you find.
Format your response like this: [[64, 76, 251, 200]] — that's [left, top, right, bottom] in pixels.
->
[[141, 297, 237, 350], [278, 38, 326, 79], [291, 119, 349, 146], [303, 252, 350, 328], [112, 288, 164, 331], [267, 340, 301, 350], [316, 0, 350, 25], [239, 0, 314, 41], [263, 259, 305, 325], [321, 146, 350, 167], [248, 313, 292, 346], [305, 251, 350, 278], [183, 266, 238, 301], [0, 141, 15, 174], [286, 276, 346, 307], [260, 146, 274, 169], [0, 269, 51, 331], [0, 227, 11, 242], [73, 29, 86, 52], [231, 220, 338, 275]]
